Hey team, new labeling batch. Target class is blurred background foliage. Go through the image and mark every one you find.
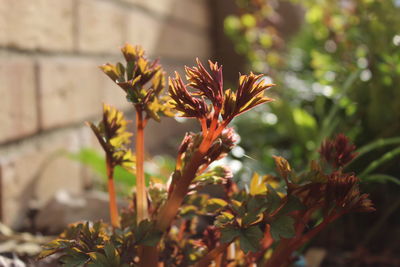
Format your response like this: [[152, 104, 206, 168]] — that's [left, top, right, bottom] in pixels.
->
[[69, 148, 175, 196], [224, 0, 400, 182], [223, 0, 400, 262]]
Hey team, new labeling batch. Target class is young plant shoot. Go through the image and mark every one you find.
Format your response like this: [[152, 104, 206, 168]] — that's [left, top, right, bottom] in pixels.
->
[[40, 45, 374, 267]]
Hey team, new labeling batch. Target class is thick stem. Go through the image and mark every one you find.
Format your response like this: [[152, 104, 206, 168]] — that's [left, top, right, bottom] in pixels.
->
[[200, 118, 208, 138], [145, 116, 222, 265], [136, 108, 148, 223], [195, 242, 231, 267], [263, 238, 293, 267], [198, 110, 220, 154], [156, 150, 205, 231], [106, 157, 120, 228], [140, 246, 159, 266]]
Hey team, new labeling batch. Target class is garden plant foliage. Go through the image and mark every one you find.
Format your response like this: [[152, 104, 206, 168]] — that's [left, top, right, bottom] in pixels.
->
[[39, 44, 374, 266]]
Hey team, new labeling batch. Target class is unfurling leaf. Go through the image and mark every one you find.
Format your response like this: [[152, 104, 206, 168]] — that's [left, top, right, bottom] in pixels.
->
[[87, 104, 135, 169], [273, 156, 292, 183], [100, 43, 173, 121]]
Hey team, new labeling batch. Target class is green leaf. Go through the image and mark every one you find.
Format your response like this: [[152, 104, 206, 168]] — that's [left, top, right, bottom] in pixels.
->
[[104, 243, 120, 266], [247, 196, 264, 213], [276, 195, 305, 216], [355, 137, 400, 159], [242, 212, 262, 226], [116, 62, 125, 82], [220, 226, 240, 243], [206, 198, 228, 213], [38, 239, 74, 259], [363, 174, 400, 186], [59, 250, 89, 267], [215, 212, 235, 227], [126, 61, 135, 81], [239, 226, 263, 253], [180, 205, 198, 218], [87, 252, 109, 267], [140, 230, 163, 246], [359, 147, 400, 177], [135, 220, 162, 247], [69, 148, 159, 190], [293, 108, 316, 129], [270, 215, 295, 241], [266, 184, 282, 213], [68, 148, 106, 178]]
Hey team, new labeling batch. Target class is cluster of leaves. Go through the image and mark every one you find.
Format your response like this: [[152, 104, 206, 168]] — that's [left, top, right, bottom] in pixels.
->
[[38, 217, 162, 266], [39, 45, 374, 266], [87, 104, 135, 170], [100, 44, 173, 120], [150, 135, 373, 266], [169, 59, 274, 123]]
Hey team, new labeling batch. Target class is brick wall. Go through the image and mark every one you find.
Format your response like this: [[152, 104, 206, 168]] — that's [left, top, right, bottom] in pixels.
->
[[0, 0, 213, 228]]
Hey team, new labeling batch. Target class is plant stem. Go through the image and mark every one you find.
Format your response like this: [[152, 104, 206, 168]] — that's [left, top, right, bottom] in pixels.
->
[[263, 238, 293, 267], [264, 213, 340, 267], [195, 242, 230, 267], [140, 246, 158, 266], [106, 157, 120, 228], [156, 150, 205, 231], [136, 107, 148, 223], [136, 108, 151, 267], [144, 117, 220, 265]]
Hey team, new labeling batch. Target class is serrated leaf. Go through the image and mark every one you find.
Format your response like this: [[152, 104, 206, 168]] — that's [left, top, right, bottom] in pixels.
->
[[276, 195, 305, 216], [231, 199, 245, 217], [266, 184, 282, 212], [220, 226, 240, 243], [270, 215, 295, 241], [242, 213, 263, 226], [239, 226, 263, 253]]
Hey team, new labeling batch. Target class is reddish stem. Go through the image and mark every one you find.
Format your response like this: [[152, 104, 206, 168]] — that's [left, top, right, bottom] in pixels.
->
[[156, 150, 206, 231], [106, 157, 120, 228], [144, 110, 226, 266], [200, 118, 208, 138], [194, 242, 231, 267], [136, 108, 148, 223], [198, 110, 220, 154]]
